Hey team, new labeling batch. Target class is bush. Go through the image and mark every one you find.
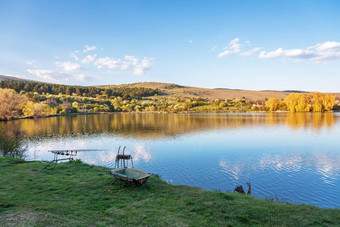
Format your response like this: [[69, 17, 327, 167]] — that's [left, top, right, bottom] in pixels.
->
[[0, 88, 26, 120], [0, 126, 26, 158]]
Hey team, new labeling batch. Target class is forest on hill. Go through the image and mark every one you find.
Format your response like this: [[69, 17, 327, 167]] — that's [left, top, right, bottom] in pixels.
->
[[0, 79, 339, 121]]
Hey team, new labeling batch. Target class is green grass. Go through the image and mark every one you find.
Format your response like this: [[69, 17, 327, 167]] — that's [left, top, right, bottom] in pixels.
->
[[0, 158, 339, 226]]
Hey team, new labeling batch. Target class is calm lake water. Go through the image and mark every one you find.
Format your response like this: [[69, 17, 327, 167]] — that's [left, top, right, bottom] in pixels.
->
[[1, 112, 340, 208]]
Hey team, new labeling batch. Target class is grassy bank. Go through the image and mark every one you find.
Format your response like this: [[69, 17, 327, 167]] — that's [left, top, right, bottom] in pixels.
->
[[0, 159, 339, 226]]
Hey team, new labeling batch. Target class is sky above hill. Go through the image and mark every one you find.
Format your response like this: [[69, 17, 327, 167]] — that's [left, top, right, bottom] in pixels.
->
[[1, 0, 340, 92]]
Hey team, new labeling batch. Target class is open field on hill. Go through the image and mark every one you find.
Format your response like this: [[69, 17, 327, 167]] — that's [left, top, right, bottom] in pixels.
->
[[100, 81, 340, 100]]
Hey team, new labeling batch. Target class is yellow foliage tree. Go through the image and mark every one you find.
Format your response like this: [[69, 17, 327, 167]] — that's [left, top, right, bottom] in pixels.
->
[[295, 94, 310, 112], [22, 102, 52, 117], [33, 103, 51, 117], [265, 98, 281, 111], [285, 92, 336, 112], [284, 93, 300, 112], [310, 92, 324, 112], [72, 101, 80, 109], [323, 93, 336, 111], [0, 88, 26, 120], [22, 101, 35, 117]]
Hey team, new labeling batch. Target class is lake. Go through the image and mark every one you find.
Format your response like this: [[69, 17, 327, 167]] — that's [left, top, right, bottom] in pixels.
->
[[1, 112, 339, 208]]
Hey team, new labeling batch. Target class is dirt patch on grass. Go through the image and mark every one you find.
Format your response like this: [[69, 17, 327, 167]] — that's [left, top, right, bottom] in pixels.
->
[[0, 210, 46, 226]]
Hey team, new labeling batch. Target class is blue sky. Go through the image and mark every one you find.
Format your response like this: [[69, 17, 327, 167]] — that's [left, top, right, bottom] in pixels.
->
[[1, 0, 340, 92]]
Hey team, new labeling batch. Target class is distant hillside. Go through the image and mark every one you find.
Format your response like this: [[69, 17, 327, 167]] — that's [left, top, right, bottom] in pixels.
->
[[0, 75, 38, 83], [101, 82, 300, 100], [1, 75, 339, 100]]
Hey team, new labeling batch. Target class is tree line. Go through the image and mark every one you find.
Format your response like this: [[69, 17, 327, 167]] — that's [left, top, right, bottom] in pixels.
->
[[0, 82, 338, 121], [0, 80, 160, 99], [265, 93, 336, 112]]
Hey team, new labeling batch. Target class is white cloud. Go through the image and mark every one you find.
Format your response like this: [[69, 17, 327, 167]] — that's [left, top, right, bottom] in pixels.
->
[[56, 61, 81, 72], [83, 45, 97, 53], [81, 54, 97, 64], [133, 57, 152, 75], [26, 69, 91, 82], [259, 48, 317, 59], [24, 45, 152, 83], [75, 73, 93, 81], [239, 47, 261, 56], [218, 39, 340, 62], [259, 41, 340, 62], [218, 38, 260, 58], [95, 55, 152, 75], [311, 41, 340, 52], [125, 55, 139, 65], [27, 69, 71, 81], [218, 38, 241, 57], [95, 57, 123, 69]]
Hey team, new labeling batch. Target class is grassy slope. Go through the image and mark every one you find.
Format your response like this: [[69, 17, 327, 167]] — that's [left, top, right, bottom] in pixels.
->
[[0, 159, 339, 226], [101, 82, 292, 100], [101, 82, 340, 100]]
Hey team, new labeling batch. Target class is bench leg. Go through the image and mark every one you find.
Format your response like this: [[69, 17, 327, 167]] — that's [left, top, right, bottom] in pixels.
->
[[41, 160, 55, 171]]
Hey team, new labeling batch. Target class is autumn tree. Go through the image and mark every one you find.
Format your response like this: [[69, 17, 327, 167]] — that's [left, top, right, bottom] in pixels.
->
[[284, 93, 310, 112], [265, 98, 281, 111], [323, 93, 336, 111], [284, 92, 336, 112], [33, 103, 51, 117], [22, 101, 35, 117], [295, 94, 310, 112], [310, 92, 324, 112], [22, 101, 54, 117], [0, 88, 26, 120]]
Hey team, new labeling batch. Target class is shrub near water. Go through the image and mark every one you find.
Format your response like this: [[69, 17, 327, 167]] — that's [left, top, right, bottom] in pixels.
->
[[0, 126, 26, 158], [0, 88, 26, 120]]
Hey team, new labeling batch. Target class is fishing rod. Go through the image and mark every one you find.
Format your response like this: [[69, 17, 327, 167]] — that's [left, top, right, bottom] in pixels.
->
[[48, 149, 109, 154]]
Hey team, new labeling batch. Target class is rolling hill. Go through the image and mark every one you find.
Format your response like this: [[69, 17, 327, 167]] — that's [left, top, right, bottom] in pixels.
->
[[100, 82, 340, 100], [0, 75, 38, 83], [1, 75, 339, 100]]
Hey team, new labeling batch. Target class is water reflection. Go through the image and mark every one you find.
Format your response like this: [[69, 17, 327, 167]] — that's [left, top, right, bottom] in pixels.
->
[[0, 112, 337, 139], [285, 112, 336, 130], [133, 144, 152, 163], [219, 152, 340, 186]]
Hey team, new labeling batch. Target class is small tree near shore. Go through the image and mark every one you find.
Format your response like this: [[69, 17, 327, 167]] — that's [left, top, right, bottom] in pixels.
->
[[0, 88, 26, 120]]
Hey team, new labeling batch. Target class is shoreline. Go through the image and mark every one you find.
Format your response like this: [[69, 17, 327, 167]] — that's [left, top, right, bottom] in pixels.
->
[[0, 109, 337, 122], [0, 158, 339, 226]]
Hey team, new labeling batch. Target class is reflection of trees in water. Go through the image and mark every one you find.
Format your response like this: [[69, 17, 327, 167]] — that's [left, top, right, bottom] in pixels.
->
[[0, 126, 27, 158], [285, 112, 335, 130], [0, 113, 337, 139]]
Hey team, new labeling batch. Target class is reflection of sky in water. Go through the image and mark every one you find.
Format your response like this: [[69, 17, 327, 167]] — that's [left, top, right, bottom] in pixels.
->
[[14, 113, 340, 208]]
